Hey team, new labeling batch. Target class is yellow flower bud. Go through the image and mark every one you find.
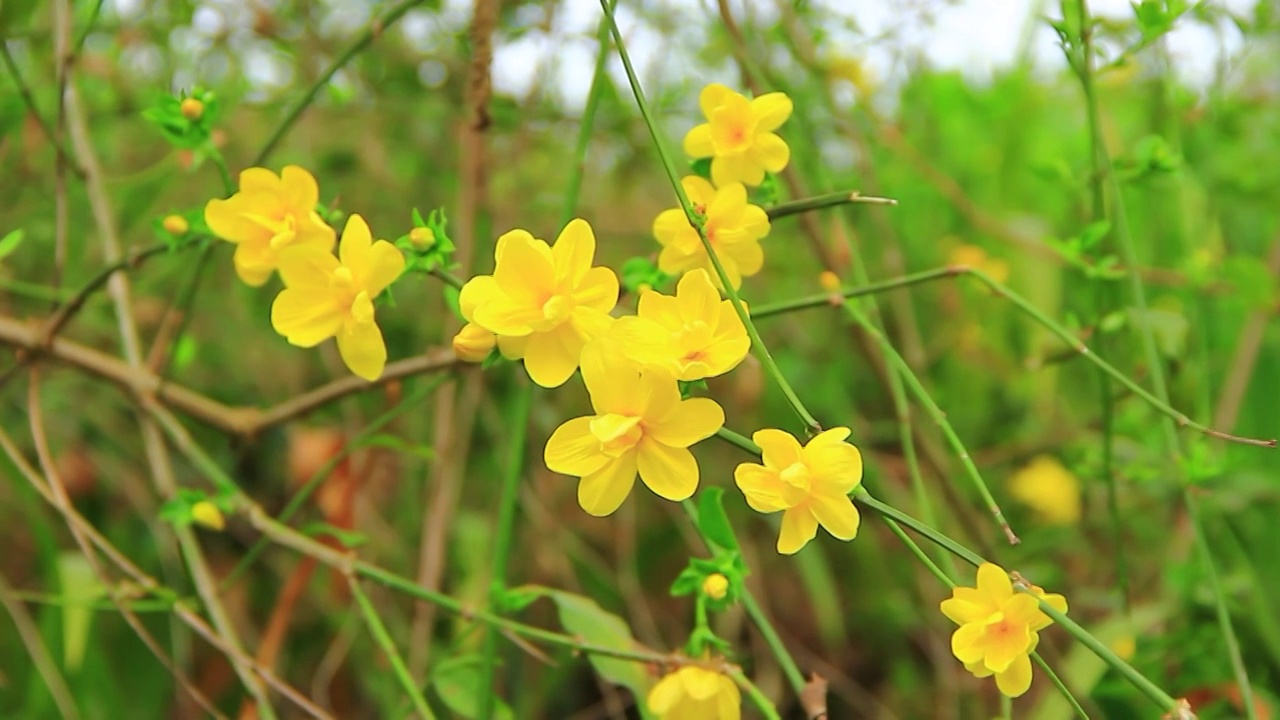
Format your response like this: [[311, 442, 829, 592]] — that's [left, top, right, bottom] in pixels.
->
[[1110, 634, 1136, 661], [452, 322, 495, 362], [191, 501, 225, 531], [180, 97, 204, 121], [162, 215, 189, 235], [818, 270, 840, 291], [408, 226, 436, 249], [701, 573, 729, 600]]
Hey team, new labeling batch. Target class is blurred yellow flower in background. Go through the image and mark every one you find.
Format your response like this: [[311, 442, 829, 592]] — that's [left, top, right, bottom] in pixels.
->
[[271, 214, 404, 381], [608, 269, 750, 381], [205, 165, 336, 286], [733, 427, 864, 554], [543, 343, 724, 516], [948, 243, 1009, 284], [1009, 455, 1082, 525], [653, 177, 769, 290], [459, 219, 618, 388], [683, 83, 792, 187], [647, 665, 740, 720]]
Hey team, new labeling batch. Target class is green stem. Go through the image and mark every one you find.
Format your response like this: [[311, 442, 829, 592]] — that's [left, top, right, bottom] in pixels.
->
[[71, 0, 106, 55], [0, 42, 82, 176], [1001, 693, 1012, 719], [1070, 1, 1258, 713], [598, 0, 820, 435], [350, 579, 437, 719], [0, 279, 76, 303], [1032, 654, 1091, 720], [740, 591, 806, 694], [749, 266, 1276, 448], [477, 379, 533, 720], [559, 0, 615, 228], [726, 667, 782, 720], [765, 190, 896, 221], [254, 0, 428, 165], [853, 489, 985, 567]]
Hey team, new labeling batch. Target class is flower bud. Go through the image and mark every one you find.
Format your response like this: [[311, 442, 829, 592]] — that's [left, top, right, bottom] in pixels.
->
[[180, 97, 205, 121], [191, 501, 225, 531], [408, 226, 436, 249], [701, 573, 729, 600], [818, 270, 841, 291], [162, 215, 189, 235], [452, 322, 495, 362]]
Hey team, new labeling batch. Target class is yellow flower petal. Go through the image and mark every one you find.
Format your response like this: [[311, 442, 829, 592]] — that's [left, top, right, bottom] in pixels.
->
[[552, 218, 596, 287], [751, 92, 793, 132], [941, 587, 996, 626], [699, 83, 735, 117], [983, 620, 1032, 673], [994, 653, 1034, 698], [522, 325, 581, 388], [951, 622, 987, 665], [496, 333, 528, 360], [676, 268, 721, 322], [682, 176, 718, 207], [646, 397, 724, 447], [777, 506, 818, 554], [807, 427, 853, 447], [572, 266, 619, 312], [277, 245, 340, 289], [493, 233, 554, 304], [607, 316, 674, 372], [653, 208, 695, 247], [678, 666, 722, 700], [337, 318, 386, 381], [280, 165, 320, 209], [751, 132, 790, 173], [239, 167, 281, 193], [647, 672, 684, 714], [637, 289, 683, 329], [733, 464, 789, 513], [271, 288, 342, 346], [545, 416, 610, 477], [636, 438, 698, 502], [724, 240, 763, 279], [635, 367, 682, 423], [683, 123, 714, 158], [577, 453, 637, 517], [752, 429, 802, 469], [459, 275, 498, 322], [977, 563, 1014, 602], [809, 494, 860, 541], [337, 214, 373, 269], [360, 240, 406, 297], [580, 341, 637, 414], [473, 294, 541, 336], [711, 153, 760, 188], [204, 197, 258, 242]]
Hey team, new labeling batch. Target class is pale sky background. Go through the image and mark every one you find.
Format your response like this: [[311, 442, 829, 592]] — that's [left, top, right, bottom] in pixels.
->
[[106, 0, 1261, 106]]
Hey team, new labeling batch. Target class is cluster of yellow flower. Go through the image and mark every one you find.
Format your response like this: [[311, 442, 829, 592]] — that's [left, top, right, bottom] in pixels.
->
[[204, 166, 405, 381]]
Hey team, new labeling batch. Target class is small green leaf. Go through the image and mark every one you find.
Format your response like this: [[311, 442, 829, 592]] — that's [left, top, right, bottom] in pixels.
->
[[696, 488, 739, 552], [430, 655, 515, 719], [359, 433, 436, 461], [300, 522, 368, 549], [546, 590, 652, 713], [58, 552, 101, 672], [0, 228, 24, 260]]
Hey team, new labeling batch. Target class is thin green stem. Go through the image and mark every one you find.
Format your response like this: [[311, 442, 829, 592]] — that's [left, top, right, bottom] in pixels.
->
[[71, 0, 106, 55], [765, 190, 897, 221], [559, 0, 614, 228], [726, 667, 782, 720], [254, 0, 427, 165], [155, 239, 214, 380], [879, 512, 955, 588], [1001, 694, 1012, 720], [477, 378, 533, 720], [208, 149, 234, 195], [220, 377, 449, 591], [1070, 1, 1257, 712], [1032, 654, 1091, 720], [740, 591, 806, 694], [599, 0, 820, 434], [751, 266, 1277, 448], [853, 489, 985, 567], [349, 578, 437, 719], [0, 279, 76, 303], [0, 41, 82, 176]]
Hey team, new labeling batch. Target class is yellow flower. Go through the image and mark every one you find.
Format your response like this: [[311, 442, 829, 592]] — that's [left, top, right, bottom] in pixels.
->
[[702, 573, 729, 600], [190, 501, 225, 531], [270, 214, 405, 381], [459, 219, 618, 388], [162, 214, 189, 235], [408, 226, 436, 249], [683, 83, 792, 187], [204, 165, 336, 286], [647, 666, 740, 720], [653, 177, 769, 290], [543, 342, 724, 516], [452, 322, 496, 362], [608, 269, 750, 381], [818, 270, 841, 291], [733, 428, 864, 554], [1008, 455, 1081, 525], [948, 243, 1009, 284], [940, 563, 1068, 698]]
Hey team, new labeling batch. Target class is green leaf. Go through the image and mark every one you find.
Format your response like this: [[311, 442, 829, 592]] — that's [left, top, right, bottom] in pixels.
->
[[546, 590, 652, 713], [0, 228, 24, 261], [696, 488, 739, 552], [300, 522, 368, 549], [58, 552, 101, 672], [358, 433, 436, 460], [689, 157, 712, 180], [430, 655, 515, 719]]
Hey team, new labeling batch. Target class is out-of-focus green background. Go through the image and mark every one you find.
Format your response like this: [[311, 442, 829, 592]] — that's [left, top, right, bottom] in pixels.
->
[[2, 0, 1278, 718]]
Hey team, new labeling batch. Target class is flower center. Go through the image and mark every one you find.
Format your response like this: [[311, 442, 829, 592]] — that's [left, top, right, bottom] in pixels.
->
[[268, 214, 299, 250], [779, 462, 812, 492], [589, 413, 644, 457], [541, 294, 574, 326]]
